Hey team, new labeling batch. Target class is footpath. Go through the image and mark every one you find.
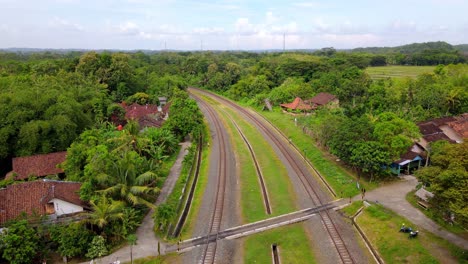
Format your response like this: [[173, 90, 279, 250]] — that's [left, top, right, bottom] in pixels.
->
[[353, 175, 468, 250], [82, 141, 192, 264]]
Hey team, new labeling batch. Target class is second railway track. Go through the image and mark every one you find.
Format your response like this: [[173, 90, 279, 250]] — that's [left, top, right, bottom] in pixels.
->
[[190, 88, 355, 264]]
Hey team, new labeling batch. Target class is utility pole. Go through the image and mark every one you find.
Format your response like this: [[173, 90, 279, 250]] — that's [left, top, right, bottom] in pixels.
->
[[201, 40, 203, 51], [283, 33, 286, 52], [164, 41, 167, 50]]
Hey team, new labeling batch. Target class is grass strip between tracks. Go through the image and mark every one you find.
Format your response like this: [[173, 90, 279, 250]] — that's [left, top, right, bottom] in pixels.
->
[[357, 203, 467, 264], [243, 223, 317, 264], [218, 104, 298, 222]]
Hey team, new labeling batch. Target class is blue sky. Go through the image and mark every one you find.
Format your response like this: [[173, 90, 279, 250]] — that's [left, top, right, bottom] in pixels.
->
[[1, 0, 467, 50]]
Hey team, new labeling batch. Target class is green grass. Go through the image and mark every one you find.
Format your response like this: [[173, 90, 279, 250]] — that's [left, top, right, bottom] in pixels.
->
[[257, 109, 371, 197], [357, 204, 467, 264], [406, 191, 468, 238], [125, 253, 180, 264], [218, 105, 298, 222], [366, 65, 436, 80], [340, 201, 363, 218], [243, 224, 317, 264]]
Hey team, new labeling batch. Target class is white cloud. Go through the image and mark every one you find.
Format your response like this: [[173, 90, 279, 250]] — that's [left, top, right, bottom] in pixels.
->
[[118, 21, 139, 35], [193, 27, 225, 35], [320, 33, 381, 47], [234, 17, 256, 35], [219, 4, 240, 10], [311, 18, 330, 33], [390, 20, 417, 31], [292, 2, 321, 8], [265, 11, 278, 25], [49, 17, 83, 32]]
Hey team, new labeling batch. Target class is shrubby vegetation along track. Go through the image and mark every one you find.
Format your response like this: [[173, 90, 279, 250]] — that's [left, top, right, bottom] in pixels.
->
[[189, 87, 355, 264]]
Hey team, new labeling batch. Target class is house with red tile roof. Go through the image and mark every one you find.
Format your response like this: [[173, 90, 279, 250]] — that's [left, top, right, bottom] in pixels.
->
[[123, 103, 159, 120], [0, 180, 87, 225], [10, 152, 67, 180], [305, 92, 339, 108], [391, 113, 466, 175], [417, 114, 466, 150], [280, 97, 313, 112], [119, 102, 167, 129]]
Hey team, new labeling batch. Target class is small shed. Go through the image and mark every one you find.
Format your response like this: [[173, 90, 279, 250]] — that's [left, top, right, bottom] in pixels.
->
[[390, 150, 424, 175], [158, 97, 168, 106], [415, 187, 434, 209], [415, 188, 434, 202]]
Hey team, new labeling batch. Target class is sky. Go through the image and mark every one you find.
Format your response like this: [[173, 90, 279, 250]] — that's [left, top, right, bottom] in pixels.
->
[[1, 0, 467, 50]]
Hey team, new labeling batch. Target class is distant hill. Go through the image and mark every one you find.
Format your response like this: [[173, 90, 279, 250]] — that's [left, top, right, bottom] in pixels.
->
[[351, 41, 459, 54], [454, 44, 468, 53], [1, 42, 466, 55]]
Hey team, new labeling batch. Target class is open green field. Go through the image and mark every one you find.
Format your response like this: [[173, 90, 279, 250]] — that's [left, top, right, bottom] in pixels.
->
[[357, 204, 467, 264], [366, 65, 436, 79]]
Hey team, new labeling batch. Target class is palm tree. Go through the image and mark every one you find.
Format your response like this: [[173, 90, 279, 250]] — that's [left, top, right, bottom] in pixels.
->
[[97, 151, 160, 208], [83, 196, 124, 231], [144, 127, 179, 155]]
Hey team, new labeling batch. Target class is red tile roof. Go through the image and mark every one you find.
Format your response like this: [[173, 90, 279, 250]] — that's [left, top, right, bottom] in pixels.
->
[[12, 152, 67, 180], [306, 92, 337, 106], [280, 97, 313, 111], [428, 116, 456, 127], [138, 115, 164, 128], [0, 180, 86, 225], [123, 103, 159, 120], [119, 103, 167, 129], [447, 113, 468, 138], [418, 113, 467, 142], [418, 123, 443, 136], [423, 133, 455, 143], [162, 102, 171, 115]]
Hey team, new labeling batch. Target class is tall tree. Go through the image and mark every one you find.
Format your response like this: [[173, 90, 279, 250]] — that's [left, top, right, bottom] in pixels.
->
[[1, 220, 40, 264]]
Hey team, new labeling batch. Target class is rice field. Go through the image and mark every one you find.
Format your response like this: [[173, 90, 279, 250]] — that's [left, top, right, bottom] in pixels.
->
[[366, 65, 436, 79]]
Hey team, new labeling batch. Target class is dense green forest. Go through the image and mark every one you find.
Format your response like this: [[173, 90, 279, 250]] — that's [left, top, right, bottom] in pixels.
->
[[0, 44, 467, 262], [350, 41, 467, 65]]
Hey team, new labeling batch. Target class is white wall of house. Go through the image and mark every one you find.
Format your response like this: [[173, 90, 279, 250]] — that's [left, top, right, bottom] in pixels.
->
[[50, 198, 83, 216]]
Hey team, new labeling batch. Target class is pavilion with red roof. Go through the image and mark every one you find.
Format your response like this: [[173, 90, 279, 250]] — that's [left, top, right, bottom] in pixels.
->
[[280, 97, 313, 112]]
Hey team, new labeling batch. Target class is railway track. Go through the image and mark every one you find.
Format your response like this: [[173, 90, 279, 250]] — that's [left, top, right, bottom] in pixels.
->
[[193, 95, 228, 264], [190, 88, 355, 264]]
